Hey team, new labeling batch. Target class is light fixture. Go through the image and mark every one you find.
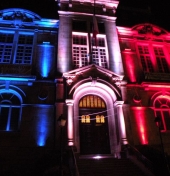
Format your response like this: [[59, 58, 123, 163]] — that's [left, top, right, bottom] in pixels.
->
[[58, 114, 66, 127]]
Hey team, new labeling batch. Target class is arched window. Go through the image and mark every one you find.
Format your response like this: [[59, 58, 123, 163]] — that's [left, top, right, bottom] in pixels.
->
[[0, 92, 22, 131], [154, 96, 170, 131], [79, 95, 106, 108]]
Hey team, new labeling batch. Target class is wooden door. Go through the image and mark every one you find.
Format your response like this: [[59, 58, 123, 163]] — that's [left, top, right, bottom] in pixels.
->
[[79, 109, 110, 155]]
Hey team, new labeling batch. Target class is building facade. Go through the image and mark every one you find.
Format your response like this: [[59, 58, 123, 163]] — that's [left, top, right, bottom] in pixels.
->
[[0, 0, 170, 174]]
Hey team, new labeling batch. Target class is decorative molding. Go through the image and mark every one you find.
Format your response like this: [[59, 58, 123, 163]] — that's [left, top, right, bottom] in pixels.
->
[[63, 74, 76, 85], [63, 64, 124, 85]]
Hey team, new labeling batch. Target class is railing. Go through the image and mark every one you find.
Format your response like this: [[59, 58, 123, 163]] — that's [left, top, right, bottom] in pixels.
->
[[68, 146, 79, 176], [127, 144, 154, 174]]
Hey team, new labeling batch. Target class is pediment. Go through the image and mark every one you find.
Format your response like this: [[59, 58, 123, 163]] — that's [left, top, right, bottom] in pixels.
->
[[0, 8, 41, 22], [132, 23, 168, 36], [63, 64, 124, 85]]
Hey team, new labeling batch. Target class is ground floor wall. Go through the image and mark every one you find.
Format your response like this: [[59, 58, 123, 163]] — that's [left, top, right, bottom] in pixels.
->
[[123, 105, 170, 155], [0, 105, 63, 175]]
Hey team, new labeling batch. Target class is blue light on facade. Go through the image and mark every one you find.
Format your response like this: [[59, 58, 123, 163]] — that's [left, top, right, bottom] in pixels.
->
[[36, 113, 49, 147], [37, 43, 54, 78]]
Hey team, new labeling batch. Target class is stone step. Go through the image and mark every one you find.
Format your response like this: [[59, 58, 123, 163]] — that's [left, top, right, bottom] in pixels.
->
[[76, 157, 148, 176]]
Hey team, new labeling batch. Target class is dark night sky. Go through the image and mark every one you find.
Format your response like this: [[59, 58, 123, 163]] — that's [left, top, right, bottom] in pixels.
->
[[0, 0, 170, 31]]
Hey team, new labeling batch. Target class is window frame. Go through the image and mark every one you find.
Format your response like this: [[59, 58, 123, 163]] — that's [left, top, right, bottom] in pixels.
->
[[72, 32, 108, 68], [0, 31, 34, 65]]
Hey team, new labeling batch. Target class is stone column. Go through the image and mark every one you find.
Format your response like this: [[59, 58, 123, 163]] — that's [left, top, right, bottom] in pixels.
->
[[66, 99, 74, 146], [57, 12, 72, 73], [115, 101, 128, 145], [104, 17, 124, 75]]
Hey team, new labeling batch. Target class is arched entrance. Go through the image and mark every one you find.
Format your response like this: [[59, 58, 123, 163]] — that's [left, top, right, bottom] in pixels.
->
[[79, 95, 110, 155], [66, 79, 127, 156]]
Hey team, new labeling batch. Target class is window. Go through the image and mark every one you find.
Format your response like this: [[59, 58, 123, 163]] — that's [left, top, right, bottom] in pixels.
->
[[79, 95, 106, 108], [72, 32, 108, 68], [0, 92, 21, 131], [154, 96, 170, 131], [137, 45, 154, 72], [15, 35, 34, 64], [81, 115, 90, 123], [92, 37, 108, 68], [137, 44, 168, 73], [0, 33, 14, 64], [96, 115, 105, 123], [0, 32, 34, 65], [154, 47, 169, 73], [72, 33, 88, 68]]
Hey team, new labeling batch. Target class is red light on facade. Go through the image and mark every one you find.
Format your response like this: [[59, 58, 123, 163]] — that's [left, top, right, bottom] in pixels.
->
[[133, 107, 148, 144]]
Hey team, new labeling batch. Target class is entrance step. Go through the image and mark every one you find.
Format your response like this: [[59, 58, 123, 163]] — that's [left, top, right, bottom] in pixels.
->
[[76, 157, 149, 176]]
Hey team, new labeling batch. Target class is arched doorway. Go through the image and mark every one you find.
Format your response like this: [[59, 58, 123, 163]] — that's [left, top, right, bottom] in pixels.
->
[[79, 95, 110, 155]]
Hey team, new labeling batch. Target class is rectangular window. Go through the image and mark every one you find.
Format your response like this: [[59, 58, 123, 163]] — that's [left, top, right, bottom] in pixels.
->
[[72, 32, 108, 68], [96, 115, 105, 123], [0, 33, 14, 64], [0, 32, 34, 65], [137, 45, 154, 72], [154, 47, 169, 73], [81, 115, 90, 123], [72, 33, 88, 68], [15, 35, 34, 64], [91, 35, 108, 68]]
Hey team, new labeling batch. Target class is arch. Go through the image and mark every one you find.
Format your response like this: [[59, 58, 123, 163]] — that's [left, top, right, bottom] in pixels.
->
[[150, 91, 170, 107], [0, 89, 24, 104], [73, 81, 119, 155]]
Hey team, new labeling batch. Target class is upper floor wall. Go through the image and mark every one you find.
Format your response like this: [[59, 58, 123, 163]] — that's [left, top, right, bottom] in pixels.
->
[[58, 0, 119, 16], [0, 8, 59, 79], [57, 0, 124, 75], [118, 23, 170, 83]]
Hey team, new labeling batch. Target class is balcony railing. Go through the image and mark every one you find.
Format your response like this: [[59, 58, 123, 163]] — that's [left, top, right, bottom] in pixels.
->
[[0, 64, 32, 75], [144, 72, 170, 81]]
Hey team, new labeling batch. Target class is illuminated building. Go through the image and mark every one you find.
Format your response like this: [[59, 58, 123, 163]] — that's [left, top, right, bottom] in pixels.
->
[[0, 0, 170, 175]]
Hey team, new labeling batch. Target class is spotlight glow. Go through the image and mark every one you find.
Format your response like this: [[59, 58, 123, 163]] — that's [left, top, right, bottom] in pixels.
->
[[93, 155, 102, 159]]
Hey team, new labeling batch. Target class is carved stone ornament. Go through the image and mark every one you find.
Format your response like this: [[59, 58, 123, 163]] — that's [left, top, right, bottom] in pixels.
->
[[132, 23, 167, 36], [0, 9, 41, 23], [63, 74, 76, 85]]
